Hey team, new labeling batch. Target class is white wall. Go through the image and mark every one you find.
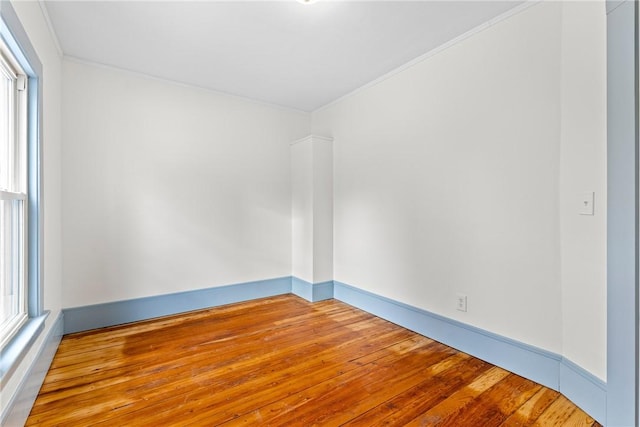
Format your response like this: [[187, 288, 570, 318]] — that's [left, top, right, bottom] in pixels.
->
[[291, 135, 333, 284], [313, 1, 606, 371], [559, 1, 607, 380], [1, 0, 63, 418], [62, 60, 310, 308], [311, 138, 333, 283], [291, 138, 314, 282]]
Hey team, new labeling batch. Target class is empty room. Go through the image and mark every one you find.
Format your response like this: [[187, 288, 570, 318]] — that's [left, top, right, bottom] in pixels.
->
[[0, 0, 637, 426]]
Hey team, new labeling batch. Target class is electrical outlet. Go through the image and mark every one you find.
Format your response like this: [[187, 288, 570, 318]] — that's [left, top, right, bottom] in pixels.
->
[[456, 294, 467, 312]]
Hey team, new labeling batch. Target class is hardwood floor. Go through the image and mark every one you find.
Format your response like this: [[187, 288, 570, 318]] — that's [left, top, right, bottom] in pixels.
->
[[26, 295, 599, 426]]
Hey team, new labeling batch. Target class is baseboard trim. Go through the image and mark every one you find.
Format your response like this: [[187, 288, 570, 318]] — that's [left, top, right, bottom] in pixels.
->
[[291, 277, 334, 302], [63, 277, 292, 334], [332, 280, 606, 424], [2, 311, 64, 427], [559, 357, 606, 424]]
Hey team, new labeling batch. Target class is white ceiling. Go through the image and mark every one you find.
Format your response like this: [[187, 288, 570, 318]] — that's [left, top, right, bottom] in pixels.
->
[[44, 1, 522, 112]]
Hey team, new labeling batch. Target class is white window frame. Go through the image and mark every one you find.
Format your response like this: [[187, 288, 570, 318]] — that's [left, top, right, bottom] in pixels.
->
[[0, 37, 28, 351]]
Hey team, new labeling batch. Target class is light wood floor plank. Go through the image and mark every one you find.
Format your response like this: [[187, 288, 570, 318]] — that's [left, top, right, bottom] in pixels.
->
[[26, 295, 600, 426]]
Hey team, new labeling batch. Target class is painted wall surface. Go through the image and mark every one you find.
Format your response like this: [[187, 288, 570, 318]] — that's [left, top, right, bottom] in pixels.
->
[[559, 1, 607, 380], [291, 138, 314, 283], [312, 3, 566, 353], [291, 136, 333, 284], [62, 60, 310, 308], [311, 138, 333, 283], [1, 0, 63, 417]]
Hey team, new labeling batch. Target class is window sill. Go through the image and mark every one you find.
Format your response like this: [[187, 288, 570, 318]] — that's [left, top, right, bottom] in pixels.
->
[[0, 311, 49, 386]]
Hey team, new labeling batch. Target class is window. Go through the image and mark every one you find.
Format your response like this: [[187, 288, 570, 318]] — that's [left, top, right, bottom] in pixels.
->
[[0, 2, 43, 395], [0, 38, 27, 350]]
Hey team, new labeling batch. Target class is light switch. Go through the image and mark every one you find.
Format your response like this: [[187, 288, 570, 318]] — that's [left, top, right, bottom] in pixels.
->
[[579, 192, 594, 215]]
